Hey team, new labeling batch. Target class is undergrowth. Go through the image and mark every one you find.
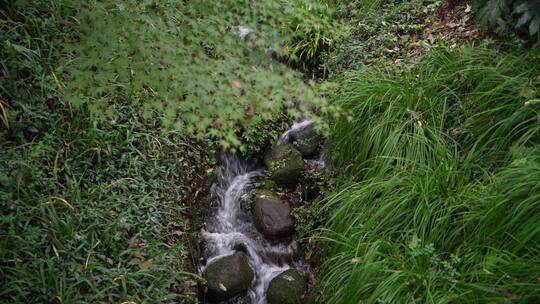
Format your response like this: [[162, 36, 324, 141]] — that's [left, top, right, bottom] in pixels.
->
[[1, 1, 215, 303], [317, 45, 540, 303], [326, 0, 443, 73], [0, 104, 214, 303]]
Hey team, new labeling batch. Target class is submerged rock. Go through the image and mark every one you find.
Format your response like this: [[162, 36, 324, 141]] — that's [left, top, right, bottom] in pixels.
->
[[266, 269, 307, 304], [252, 190, 295, 239], [291, 127, 323, 158], [202, 252, 254, 302], [264, 144, 304, 187]]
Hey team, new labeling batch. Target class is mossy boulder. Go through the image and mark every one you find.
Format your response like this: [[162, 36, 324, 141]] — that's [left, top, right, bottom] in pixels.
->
[[264, 144, 304, 187], [266, 269, 307, 304], [252, 190, 295, 239], [202, 252, 254, 302], [292, 128, 323, 158]]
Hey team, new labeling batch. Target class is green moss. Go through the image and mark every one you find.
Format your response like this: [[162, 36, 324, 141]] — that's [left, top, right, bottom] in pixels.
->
[[266, 269, 307, 304], [203, 252, 254, 302], [293, 130, 323, 158], [264, 144, 305, 187]]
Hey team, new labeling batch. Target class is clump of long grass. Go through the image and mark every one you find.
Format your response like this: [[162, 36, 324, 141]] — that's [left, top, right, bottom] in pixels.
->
[[317, 45, 540, 303]]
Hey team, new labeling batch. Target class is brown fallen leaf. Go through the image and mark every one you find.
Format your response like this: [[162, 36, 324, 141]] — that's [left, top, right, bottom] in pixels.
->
[[230, 80, 242, 90], [245, 105, 256, 116], [447, 22, 460, 29]]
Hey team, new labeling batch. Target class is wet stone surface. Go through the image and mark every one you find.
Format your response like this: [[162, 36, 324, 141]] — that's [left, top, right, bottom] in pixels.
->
[[291, 128, 323, 159], [264, 144, 304, 187], [200, 120, 324, 303], [252, 190, 295, 240], [202, 252, 254, 302], [266, 269, 307, 304]]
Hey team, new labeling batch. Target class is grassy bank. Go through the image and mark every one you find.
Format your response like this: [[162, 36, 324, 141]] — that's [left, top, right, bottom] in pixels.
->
[[317, 45, 540, 302], [4, 0, 540, 302], [0, 3, 215, 302], [1, 104, 214, 303]]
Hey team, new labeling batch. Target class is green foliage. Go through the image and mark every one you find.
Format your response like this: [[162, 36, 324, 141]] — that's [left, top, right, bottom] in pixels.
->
[[325, 0, 442, 73], [1, 2, 215, 302], [329, 46, 540, 178], [60, 0, 335, 151], [0, 103, 215, 303], [475, 0, 540, 37], [0, 108, 215, 303], [283, 0, 341, 72], [0, 0, 73, 138], [316, 46, 540, 303]]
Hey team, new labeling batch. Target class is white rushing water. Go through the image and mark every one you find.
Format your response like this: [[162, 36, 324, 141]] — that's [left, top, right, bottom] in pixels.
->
[[277, 119, 314, 145], [200, 121, 312, 304]]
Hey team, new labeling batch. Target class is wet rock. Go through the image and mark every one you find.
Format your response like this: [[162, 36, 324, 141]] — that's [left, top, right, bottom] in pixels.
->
[[202, 252, 254, 302], [266, 269, 307, 304], [292, 128, 323, 158], [252, 190, 295, 239], [264, 144, 304, 187]]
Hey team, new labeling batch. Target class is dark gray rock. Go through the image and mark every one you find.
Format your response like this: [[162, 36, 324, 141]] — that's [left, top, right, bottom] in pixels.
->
[[292, 128, 323, 158], [252, 190, 295, 239], [266, 269, 307, 304], [264, 144, 304, 187], [202, 252, 254, 302]]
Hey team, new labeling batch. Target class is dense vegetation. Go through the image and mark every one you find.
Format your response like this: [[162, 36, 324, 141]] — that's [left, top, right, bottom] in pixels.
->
[[315, 1, 540, 302], [61, 0, 337, 151], [0, 0, 326, 302], [2, 0, 539, 303], [318, 46, 540, 303], [1, 3, 215, 302]]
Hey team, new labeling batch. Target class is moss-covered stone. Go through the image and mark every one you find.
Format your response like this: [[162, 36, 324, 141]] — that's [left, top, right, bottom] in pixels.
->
[[292, 129, 323, 158], [252, 188, 281, 203], [202, 252, 254, 302], [266, 269, 307, 304], [264, 144, 304, 187]]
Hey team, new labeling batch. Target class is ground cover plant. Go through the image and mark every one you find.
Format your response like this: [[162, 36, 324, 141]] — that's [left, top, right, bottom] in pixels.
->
[[0, 2, 217, 302], [316, 45, 540, 303]]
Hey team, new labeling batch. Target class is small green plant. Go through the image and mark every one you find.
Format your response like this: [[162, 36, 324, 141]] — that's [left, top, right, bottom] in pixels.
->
[[283, 0, 340, 72], [475, 0, 540, 37]]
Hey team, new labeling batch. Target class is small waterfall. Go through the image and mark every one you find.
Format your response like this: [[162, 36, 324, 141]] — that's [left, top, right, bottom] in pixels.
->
[[278, 119, 314, 145], [200, 121, 313, 303]]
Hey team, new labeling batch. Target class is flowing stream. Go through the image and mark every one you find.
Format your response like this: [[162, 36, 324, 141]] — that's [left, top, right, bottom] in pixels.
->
[[200, 120, 313, 304]]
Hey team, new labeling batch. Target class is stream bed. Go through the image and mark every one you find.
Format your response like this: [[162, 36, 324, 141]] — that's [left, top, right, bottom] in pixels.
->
[[199, 120, 322, 304]]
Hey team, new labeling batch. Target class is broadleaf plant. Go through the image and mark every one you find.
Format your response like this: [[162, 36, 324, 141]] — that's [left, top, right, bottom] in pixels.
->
[[475, 0, 540, 37]]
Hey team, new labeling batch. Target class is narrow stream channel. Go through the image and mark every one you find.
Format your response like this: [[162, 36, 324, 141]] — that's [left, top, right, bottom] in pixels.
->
[[199, 120, 315, 304]]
